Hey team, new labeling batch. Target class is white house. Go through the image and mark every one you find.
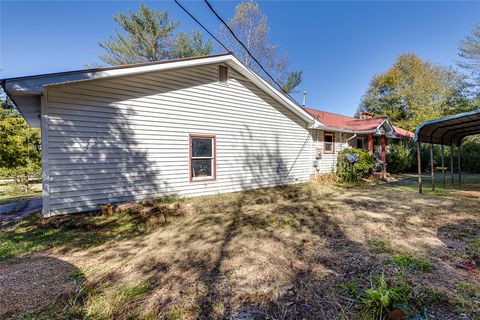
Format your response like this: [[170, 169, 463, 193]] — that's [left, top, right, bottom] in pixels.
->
[[1, 53, 411, 216]]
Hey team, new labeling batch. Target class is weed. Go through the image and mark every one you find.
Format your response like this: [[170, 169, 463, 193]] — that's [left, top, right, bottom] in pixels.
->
[[392, 255, 435, 272], [71, 267, 86, 280], [360, 273, 409, 319], [368, 237, 395, 254], [466, 238, 480, 264], [340, 278, 360, 296], [454, 282, 480, 314]]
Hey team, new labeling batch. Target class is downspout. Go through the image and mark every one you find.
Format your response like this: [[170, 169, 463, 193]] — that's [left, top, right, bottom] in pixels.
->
[[345, 133, 357, 145]]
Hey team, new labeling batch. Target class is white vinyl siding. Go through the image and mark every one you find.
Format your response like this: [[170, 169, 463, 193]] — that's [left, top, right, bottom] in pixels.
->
[[312, 130, 349, 173], [44, 63, 312, 215]]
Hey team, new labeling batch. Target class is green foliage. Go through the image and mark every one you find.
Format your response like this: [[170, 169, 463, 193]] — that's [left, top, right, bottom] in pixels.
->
[[361, 273, 409, 319], [282, 71, 303, 93], [337, 148, 375, 182], [340, 278, 359, 295], [392, 255, 435, 272], [174, 30, 213, 59], [454, 281, 480, 314], [368, 237, 395, 254], [458, 22, 480, 90], [0, 103, 41, 192], [0, 106, 41, 169], [459, 136, 480, 173], [359, 53, 472, 131], [99, 5, 212, 65], [466, 238, 480, 264], [387, 140, 416, 173]]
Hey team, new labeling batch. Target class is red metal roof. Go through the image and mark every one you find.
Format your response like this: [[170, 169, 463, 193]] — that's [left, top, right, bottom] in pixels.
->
[[305, 108, 413, 138]]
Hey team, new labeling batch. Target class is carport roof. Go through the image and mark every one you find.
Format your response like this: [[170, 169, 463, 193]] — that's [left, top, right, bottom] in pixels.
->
[[414, 109, 480, 145]]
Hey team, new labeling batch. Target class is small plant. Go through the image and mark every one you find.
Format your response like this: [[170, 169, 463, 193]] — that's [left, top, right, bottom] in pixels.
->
[[361, 273, 408, 319], [466, 238, 480, 264], [454, 281, 480, 314], [392, 255, 435, 272], [368, 237, 395, 254], [340, 278, 360, 295]]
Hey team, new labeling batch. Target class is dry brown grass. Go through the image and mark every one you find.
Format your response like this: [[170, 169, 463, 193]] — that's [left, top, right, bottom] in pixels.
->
[[1, 180, 479, 319]]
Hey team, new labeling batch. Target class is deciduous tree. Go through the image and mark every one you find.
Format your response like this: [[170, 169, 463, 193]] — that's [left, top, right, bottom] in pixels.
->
[[220, 0, 302, 93], [358, 54, 470, 131]]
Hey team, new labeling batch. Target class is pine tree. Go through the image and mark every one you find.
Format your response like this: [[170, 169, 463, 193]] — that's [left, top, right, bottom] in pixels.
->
[[99, 5, 212, 65]]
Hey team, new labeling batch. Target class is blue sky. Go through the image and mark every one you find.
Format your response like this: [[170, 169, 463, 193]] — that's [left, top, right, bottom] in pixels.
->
[[1, 1, 478, 116]]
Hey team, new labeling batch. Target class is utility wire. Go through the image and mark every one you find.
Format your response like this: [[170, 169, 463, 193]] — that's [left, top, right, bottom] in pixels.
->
[[203, 0, 291, 96], [174, 0, 230, 53], [175, 0, 297, 102]]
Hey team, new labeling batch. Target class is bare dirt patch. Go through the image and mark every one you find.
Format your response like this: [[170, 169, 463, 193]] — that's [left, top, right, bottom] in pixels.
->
[[0, 255, 78, 316]]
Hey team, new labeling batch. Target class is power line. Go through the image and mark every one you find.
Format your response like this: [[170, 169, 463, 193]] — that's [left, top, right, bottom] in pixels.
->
[[174, 0, 230, 53], [203, 0, 290, 96], [175, 0, 297, 102]]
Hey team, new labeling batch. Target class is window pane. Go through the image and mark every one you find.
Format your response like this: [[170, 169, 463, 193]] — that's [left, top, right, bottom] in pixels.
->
[[325, 134, 333, 143], [192, 159, 212, 178], [192, 138, 212, 157], [325, 142, 333, 152]]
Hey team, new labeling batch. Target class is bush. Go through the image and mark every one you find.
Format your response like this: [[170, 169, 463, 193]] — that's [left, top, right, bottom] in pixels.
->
[[387, 140, 416, 173], [459, 137, 480, 173], [337, 148, 375, 182]]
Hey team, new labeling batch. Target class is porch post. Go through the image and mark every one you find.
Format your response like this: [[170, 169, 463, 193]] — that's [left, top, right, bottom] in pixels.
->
[[368, 133, 374, 155], [381, 135, 386, 179], [450, 143, 454, 184], [430, 143, 435, 191], [441, 144, 445, 188], [417, 142, 422, 193], [458, 142, 462, 183]]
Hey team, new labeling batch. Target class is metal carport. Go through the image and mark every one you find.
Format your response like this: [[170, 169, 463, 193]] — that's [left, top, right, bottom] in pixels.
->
[[414, 109, 480, 193]]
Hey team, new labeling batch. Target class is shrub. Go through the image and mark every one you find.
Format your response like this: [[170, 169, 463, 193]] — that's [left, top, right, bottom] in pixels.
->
[[387, 140, 416, 173], [337, 148, 375, 182]]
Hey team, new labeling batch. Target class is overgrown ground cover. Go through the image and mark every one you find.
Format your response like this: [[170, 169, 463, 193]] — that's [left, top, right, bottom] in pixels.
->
[[0, 177, 479, 319]]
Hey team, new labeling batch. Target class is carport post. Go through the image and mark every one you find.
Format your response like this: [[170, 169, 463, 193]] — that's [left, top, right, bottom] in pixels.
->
[[458, 142, 462, 183], [441, 144, 445, 188], [417, 142, 422, 193], [450, 143, 454, 184], [430, 143, 435, 191]]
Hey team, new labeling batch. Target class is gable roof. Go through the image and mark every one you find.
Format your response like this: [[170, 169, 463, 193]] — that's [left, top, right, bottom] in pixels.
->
[[306, 107, 413, 138], [1, 53, 315, 126]]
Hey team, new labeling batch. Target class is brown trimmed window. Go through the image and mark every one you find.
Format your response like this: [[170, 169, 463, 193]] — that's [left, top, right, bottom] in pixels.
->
[[324, 132, 335, 153], [190, 135, 216, 181]]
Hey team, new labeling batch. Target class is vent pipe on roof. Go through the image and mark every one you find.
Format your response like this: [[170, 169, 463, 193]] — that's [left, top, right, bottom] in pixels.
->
[[303, 91, 307, 107]]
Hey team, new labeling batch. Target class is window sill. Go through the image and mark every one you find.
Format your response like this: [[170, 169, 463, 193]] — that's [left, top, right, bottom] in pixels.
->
[[190, 177, 216, 183]]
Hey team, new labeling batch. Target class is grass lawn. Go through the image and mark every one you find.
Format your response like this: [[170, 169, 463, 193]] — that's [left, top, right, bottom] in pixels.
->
[[0, 178, 479, 319], [0, 179, 42, 204]]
